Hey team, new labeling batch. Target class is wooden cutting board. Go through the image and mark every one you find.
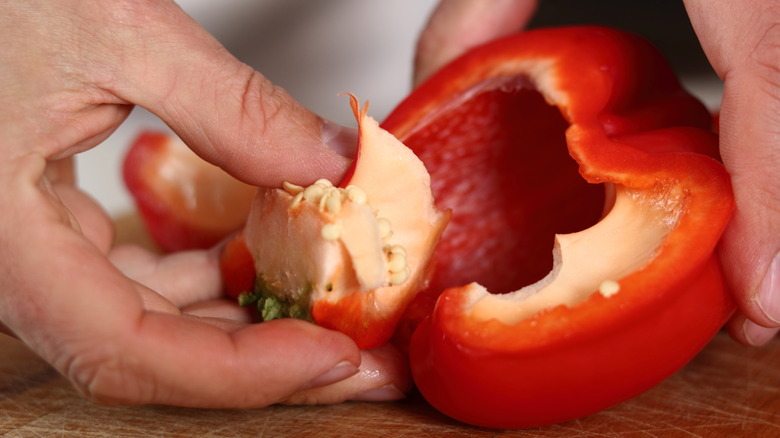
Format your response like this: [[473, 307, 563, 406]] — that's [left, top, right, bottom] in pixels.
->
[[1, 215, 778, 437]]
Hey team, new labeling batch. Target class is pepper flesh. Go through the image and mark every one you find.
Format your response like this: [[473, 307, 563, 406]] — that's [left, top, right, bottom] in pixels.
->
[[123, 132, 256, 252], [381, 26, 734, 428]]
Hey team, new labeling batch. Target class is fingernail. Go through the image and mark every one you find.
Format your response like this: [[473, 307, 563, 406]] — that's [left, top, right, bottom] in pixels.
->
[[303, 361, 359, 390], [757, 252, 780, 324], [742, 318, 779, 346], [350, 384, 405, 402], [321, 120, 358, 158]]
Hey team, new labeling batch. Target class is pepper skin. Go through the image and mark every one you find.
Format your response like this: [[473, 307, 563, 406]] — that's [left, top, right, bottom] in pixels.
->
[[123, 132, 256, 252], [381, 26, 734, 428]]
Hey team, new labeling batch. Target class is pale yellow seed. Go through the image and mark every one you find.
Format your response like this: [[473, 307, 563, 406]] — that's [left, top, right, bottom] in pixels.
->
[[377, 217, 392, 240], [303, 184, 325, 202], [389, 266, 411, 286], [321, 223, 342, 241], [388, 245, 407, 257], [387, 251, 407, 273], [598, 280, 620, 298], [345, 185, 367, 205], [325, 195, 342, 215], [314, 178, 333, 187], [289, 192, 304, 209], [282, 181, 304, 195], [318, 192, 329, 212]]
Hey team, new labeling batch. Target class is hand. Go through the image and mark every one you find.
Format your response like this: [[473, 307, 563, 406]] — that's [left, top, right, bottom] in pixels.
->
[[0, 0, 408, 407], [684, 0, 780, 346], [416, 0, 780, 345], [414, 0, 539, 86]]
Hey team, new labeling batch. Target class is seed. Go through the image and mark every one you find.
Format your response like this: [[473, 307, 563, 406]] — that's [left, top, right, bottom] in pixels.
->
[[387, 251, 407, 273], [314, 178, 333, 187], [321, 223, 342, 241], [388, 245, 407, 257], [377, 217, 392, 240], [345, 185, 367, 205], [599, 280, 620, 298], [289, 192, 304, 209], [282, 181, 304, 195], [303, 184, 325, 202], [325, 194, 342, 215], [318, 192, 329, 212], [389, 266, 411, 286]]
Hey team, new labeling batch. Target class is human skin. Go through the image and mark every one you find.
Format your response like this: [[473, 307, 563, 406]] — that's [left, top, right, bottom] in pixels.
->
[[0, 0, 408, 407], [415, 0, 780, 346]]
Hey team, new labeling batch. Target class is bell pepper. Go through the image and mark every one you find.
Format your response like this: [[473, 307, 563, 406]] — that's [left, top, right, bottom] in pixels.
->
[[236, 95, 449, 349], [122, 25, 734, 429], [380, 26, 734, 428], [123, 131, 256, 252]]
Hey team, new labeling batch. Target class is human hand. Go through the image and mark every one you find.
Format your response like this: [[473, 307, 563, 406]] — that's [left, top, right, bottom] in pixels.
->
[[684, 0, 780, 346], [0, 0, 408, 407], [416, 0, 779, 345]]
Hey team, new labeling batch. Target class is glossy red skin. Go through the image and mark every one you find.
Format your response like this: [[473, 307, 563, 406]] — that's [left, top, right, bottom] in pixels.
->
[[220, 232, 256, 299], [381, 26, 734, 428], [123, 131, 255, 252]]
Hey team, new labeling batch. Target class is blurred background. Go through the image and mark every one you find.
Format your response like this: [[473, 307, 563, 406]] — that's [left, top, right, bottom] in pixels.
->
[[77, 0, 723, 218]]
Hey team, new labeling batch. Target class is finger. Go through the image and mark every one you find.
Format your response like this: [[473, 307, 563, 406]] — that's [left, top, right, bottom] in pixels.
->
[[109, 244, 223, 307], [685, 0, 780, 335], [49, 181, 115, 254], [39, 159, 114, 256], [3, 210, 360, 407], [92, 315, 361, 407], [727, 311, 780, 347], [91, 0, 353, 187], [283, 344, 411, 405], [718, 75, 780, 332], [414, 0, 539, 86]]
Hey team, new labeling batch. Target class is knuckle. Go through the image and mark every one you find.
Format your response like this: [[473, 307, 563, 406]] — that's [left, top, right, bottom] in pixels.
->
[[62, 345, 153, 405]]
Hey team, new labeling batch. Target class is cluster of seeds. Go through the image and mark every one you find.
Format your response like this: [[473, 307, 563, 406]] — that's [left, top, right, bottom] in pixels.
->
[[282, 179, 410, 286]]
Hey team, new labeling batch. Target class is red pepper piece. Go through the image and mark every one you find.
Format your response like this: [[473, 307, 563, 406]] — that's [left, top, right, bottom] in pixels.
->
[[123, 131, 256, 252], [381, 26, 734, 428], [219, 232, 255, 299]]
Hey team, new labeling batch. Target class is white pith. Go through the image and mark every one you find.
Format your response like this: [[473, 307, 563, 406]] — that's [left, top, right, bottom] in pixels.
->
[[465, 183, 684, 324], [243, 97, 449, 310]]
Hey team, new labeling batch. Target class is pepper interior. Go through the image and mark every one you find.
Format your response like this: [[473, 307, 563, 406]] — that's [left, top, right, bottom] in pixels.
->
[[405, 77, 606, 295]]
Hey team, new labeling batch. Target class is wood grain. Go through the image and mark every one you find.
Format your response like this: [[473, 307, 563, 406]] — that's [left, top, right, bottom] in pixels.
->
[[1, 216, 778, 437], [2, 333, 778, 437]]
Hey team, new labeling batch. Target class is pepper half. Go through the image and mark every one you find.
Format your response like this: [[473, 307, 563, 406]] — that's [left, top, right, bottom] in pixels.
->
[[381, 26, 734, 428]]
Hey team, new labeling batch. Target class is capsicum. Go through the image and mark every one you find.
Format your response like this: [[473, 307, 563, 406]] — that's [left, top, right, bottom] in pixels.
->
[[123, 26, 734, 429], [123, 131, 256, 252], [235, 95, 449, 349], [381, 26, 734, 428]]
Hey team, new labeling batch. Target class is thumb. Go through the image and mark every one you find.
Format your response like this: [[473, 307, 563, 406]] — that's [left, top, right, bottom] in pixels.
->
[[684, 0, 780, 345], [107, 1, 354, 187], [719, 73, 780, 344]]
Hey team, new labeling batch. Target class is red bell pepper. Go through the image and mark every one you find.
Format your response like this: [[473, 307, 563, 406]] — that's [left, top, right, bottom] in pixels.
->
[[380, 26, 733, 428], [123, 132, 256, 252], [122, 25, 734, 429], [237, 95, 449, 349]]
